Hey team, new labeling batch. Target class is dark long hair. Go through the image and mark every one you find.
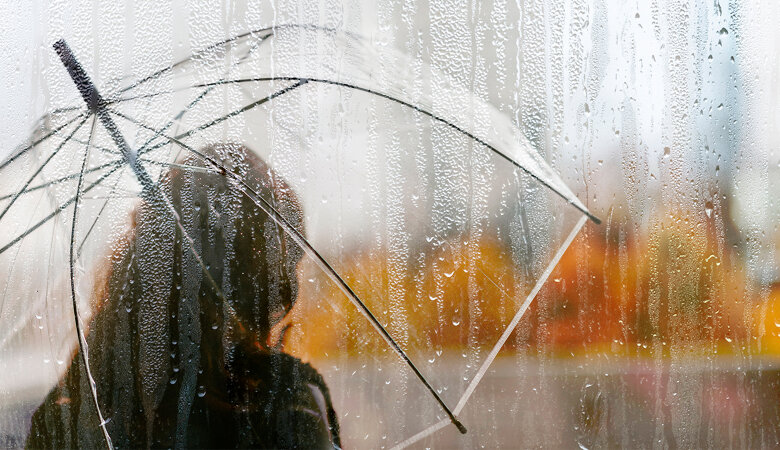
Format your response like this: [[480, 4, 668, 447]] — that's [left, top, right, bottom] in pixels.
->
[[98, 143, 306, 348], [26, 144, 343, 448]]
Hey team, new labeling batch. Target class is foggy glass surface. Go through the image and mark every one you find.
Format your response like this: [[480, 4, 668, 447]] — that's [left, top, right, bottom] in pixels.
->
[[0, 1, 778, 448]]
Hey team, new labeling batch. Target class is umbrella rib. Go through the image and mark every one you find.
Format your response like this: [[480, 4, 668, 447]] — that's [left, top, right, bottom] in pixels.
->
[[128, 42, 261, 159], [0, 110, 87, 171], [109, 76, 300, 108], [135, 79, 307, 156], [80, 194, 140, 200], [53, 41, 238, 326], [132, 83, 218, 157], [108, 27, 273, 104], [0, 164, 123, 257], [120, 31, 292, 159], [49, 105, 83, 114], [73, 78, 225, 257], [392, 215, 588, 449], [68, 116, 115, 449], [139, 158, 214, 174], [104, 78, 266, 105], [62, 134, 121, 156], [297, 77, 601, 224], [109, 25, 355, 98], [52, 43, 255, 449], [134, 80, 307, 159], [105, 109, 468, 434], [141, 75, 600, 223], [453, 215, 588, 415], [0, 114, 91, 224], [111, 29, 276, 96], [74, 164, 129, 258], [0, 159, 122, 202]]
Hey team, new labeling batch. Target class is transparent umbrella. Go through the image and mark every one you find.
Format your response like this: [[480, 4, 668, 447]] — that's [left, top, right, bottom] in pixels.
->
[[0, 24, 598, 447]]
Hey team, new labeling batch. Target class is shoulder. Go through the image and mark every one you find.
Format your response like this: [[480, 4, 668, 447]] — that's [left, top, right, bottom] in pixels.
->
[[231, 346, 341, 449], [26, 384, 88, 449]]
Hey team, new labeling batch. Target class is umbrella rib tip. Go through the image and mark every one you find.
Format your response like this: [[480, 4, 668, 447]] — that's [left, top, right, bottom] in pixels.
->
[[452, 418, 467, 434], [588, 212, 602, 225]]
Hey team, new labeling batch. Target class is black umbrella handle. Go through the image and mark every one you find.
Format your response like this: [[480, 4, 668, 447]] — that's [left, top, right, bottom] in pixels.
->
[[54, 40, 147, 187], [53, 40, 103, 112]]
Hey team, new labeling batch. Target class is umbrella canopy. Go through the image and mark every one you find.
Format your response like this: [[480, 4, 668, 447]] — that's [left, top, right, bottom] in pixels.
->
[[0, 25, 596, 447]]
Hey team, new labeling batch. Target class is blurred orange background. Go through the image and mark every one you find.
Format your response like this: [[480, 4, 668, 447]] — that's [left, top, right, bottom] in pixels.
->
[[284, 211, 780, 360]]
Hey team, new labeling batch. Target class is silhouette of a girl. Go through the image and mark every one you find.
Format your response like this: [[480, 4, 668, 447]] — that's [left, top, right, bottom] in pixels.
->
[[27, 144, 340, 449]]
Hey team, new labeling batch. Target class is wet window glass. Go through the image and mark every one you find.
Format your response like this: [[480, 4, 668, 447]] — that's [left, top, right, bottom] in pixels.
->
[[1, 1, 778, 448]]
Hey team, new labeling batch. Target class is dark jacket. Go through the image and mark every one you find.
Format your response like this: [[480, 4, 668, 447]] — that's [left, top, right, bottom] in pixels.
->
[[26, 341, 340, 449]]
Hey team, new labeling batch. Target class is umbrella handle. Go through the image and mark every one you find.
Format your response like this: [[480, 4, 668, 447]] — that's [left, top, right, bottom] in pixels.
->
[[54, 40, 144, 183]]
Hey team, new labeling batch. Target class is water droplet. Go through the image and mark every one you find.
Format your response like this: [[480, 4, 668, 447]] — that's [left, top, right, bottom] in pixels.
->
[[704, 201, 714, 217]]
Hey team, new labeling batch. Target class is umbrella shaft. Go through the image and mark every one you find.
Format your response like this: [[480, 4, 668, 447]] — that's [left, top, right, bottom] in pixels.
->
[[95, 109, 142, 178]]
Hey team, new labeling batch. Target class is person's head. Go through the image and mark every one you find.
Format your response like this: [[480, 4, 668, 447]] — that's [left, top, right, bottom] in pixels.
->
[[51, 145, 332, 447], [96, 143, 305, 353]]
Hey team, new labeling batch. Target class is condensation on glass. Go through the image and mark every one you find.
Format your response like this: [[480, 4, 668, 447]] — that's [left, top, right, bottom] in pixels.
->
[[0, 0, 778, 448]]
